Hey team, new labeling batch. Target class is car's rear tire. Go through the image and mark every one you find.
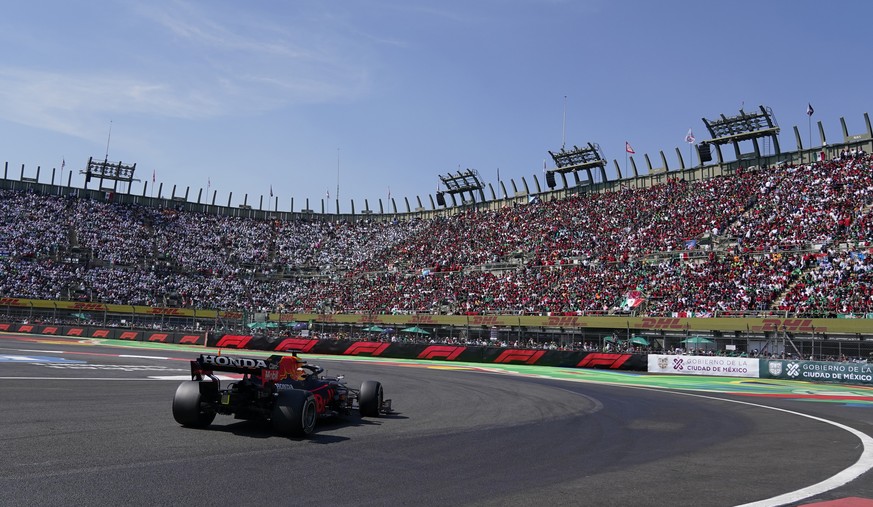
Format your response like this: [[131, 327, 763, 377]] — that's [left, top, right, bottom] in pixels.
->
[[359, 380, 383, 417], [172, 381, 216, 428], [272, 390, 317, 437]]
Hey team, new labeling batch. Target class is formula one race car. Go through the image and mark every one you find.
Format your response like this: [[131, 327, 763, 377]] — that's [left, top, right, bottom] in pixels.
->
[[172, 353, 391, 436]]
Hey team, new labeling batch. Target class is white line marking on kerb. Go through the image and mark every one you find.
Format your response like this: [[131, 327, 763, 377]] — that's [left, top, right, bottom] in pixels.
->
[[119, 354, 170, 360], [566, 380, 873, 507], [719, 393, 873, 506]]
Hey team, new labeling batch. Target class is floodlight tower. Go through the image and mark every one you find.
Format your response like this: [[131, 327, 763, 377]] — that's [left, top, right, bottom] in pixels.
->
[[81, 157, 139, 193], [435, 168, 486, 207], [701, 105, 780, 164], [546, 142, 607, 189]]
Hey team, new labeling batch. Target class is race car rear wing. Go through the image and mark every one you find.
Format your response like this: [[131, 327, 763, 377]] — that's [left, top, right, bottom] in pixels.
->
[[190, 354, 303, 381]]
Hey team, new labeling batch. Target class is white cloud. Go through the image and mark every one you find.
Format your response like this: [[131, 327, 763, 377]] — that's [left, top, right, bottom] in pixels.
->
[[0, 68, 219, 138], [0, 1, 373, 139]]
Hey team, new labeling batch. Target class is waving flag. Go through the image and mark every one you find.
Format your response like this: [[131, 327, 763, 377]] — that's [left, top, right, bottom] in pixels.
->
[[685, 128, 695, 144], [807, 103, 814, 116], [625, 141, 635, 154]]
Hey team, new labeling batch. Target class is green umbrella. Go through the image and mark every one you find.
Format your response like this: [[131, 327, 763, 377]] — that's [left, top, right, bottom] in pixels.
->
[[401, 326, 430, 335], [630, 336, 650, 346], [363, 325, 385, 332], [246, 322, 278, 329], [71, 312, 90, 320], [681, 336, 714, 345], [604, 336, 617, 343]]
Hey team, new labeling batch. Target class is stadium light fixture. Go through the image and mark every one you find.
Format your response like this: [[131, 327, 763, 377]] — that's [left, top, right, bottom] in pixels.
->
[[546, 142, 607, 189], [436, 169, 485, 207], [701, 105, 781, 162], [81, 156, 139, 191]]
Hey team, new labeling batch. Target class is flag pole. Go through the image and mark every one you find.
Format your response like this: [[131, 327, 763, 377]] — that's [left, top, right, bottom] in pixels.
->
[[808, 113, 812, 164], [806, 103, 814, 164]]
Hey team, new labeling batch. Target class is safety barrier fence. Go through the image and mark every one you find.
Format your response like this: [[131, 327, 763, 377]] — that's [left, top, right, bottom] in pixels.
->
[[3, 324, 870, 386], [206, 334, 645, 370], [0, 322, 207, 346]]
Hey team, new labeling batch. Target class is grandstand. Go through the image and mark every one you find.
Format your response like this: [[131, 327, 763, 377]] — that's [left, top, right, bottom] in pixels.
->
[[2, 107, 873, 361]]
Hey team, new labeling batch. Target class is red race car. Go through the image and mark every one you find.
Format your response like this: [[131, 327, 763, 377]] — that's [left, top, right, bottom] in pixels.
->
[[172, 353, 391, 436]]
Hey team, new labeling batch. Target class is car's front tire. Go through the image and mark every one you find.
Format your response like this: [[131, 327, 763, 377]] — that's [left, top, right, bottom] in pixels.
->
[[172, 381, 216, 428], [272, 389, 317, 437], [359, 380, 383, 417]]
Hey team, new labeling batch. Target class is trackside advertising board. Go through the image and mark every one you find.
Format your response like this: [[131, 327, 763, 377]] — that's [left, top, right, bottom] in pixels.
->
[[648, 355, 759, 378], [760, 360, 873, 386]]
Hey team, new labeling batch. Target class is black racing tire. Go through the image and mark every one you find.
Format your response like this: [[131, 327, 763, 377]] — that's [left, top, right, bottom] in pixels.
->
[[359, 380, 383, 417], [272, 389, 317, 437], [172, 381, 216, 428]]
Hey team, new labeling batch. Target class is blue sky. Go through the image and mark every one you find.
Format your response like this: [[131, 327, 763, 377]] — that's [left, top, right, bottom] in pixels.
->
[[1, 0, 870, 211]]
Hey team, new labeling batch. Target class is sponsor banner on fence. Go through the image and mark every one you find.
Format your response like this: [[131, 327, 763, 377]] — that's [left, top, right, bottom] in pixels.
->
[[761, 360, 873, 385], [0, 322, 207, 347], [648, 354, 759, 378], [207, 334, 648, 370]]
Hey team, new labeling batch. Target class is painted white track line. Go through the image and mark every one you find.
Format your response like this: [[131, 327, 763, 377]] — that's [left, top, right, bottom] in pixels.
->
[[0, 375, 240, 381], [661, 389, 873, 507]]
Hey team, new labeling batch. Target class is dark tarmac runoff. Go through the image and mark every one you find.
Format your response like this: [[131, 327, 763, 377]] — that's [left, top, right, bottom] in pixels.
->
[[1, 334, 872, 506]]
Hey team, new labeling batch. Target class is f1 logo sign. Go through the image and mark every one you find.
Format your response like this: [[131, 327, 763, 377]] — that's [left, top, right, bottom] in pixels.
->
[[273, 338, 317, 352], [418, 346, 465, 360], [215, 335, 252, 349], [343, 342, 389, 356], [576, 353, 631, 369], [494, 350, 545, 365]]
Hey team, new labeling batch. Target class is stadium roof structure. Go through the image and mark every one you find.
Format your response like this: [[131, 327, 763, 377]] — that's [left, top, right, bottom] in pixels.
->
[[701, 105, 780, 164], [546, 142, 607, 189], [436, 168, 485, 207]]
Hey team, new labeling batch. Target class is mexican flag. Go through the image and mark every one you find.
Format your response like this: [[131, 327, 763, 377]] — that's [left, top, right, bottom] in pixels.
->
[[621, 290, 645, 309]]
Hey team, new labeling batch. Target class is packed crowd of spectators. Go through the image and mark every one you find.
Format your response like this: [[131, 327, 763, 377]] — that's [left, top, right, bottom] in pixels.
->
[[777, 249, 873, 316], [1, 152, 872, 319]]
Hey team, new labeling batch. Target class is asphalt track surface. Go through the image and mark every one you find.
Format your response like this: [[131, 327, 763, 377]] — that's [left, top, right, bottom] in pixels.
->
[[2, 334, 873, 507]]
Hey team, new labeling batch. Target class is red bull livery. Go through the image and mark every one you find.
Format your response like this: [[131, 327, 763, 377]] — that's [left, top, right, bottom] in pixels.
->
[[172, 353, 392, 437]]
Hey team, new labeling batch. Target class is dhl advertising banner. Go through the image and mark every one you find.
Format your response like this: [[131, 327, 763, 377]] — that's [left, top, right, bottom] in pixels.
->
[[760, 360, 873, 385], [648, 354, 760, 378], [0, 297, 238, 319], [268, 312, 873, 336], [5, 297, 873, 336]]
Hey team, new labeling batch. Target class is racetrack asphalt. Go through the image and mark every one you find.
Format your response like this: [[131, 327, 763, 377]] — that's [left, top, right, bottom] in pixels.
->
[[1, 333, 872, 506]]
